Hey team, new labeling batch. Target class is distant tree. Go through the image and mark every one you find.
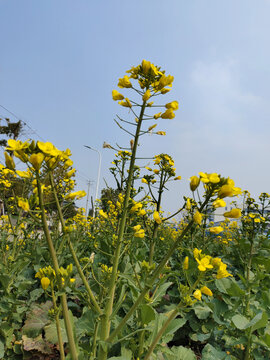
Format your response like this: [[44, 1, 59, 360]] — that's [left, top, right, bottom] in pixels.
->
[[0, 118, 23, 147], [100, 187, 121, 212]]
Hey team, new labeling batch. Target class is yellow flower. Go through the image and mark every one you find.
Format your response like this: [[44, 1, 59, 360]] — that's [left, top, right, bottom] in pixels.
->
[[65, 190, 87, 200], [134, 229, 145, 238], [208, 173, 220, 183], [161, 109, 175, 119], [193, 248, 202, 259], [193, 289, 202, 301], [196, 256, 213, 271], [183, 256, 189, 270], [37, 142, 60, 157], [118, 75, 132, 88], [148, 124, 157, 131], [141, 59, 151, 74], [201, 286, 213, 296], [212, 257, 222, 267], [141, 178, 148, 184], [153, 211, 162, 224], [156, 74, 174, 90], [130, 203, 142, 212], [18, 198, 30, 212], [156, 131, 166, 136], [6, 139, 29, 151], [165, 101, 179, 110], [112, 90, 125, 101], [216, 263, 233, 279], [213, 199, 226, 208], [154, 112, 162, 119], [138, 209, 146, 216], [99, 210, 108, 219], [193, 211, 202, 225], [4, 152, 15, 170], [66, 169, 76, 178], [209, 226, 223, 234], [41, 277, 50, 290], [143, 89, 151, 102], [218, 185, 234, 198], [133, 225, 141, 231], [29, 153, 45, 171], [16, 170, 31, 178], [160, 88, 171, 94], [190, 176, 200, 191], [223, 208, 241, 219], [70, 278, 76, 284], [118, 98, 132, 107]]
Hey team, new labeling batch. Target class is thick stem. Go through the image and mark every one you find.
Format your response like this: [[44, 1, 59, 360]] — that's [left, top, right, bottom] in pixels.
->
[[97, 101, 147, 360], [243, 233, 255, 360], [49, 173, 102, 316], [51, 285, 65, 360], [36, 174, 78, 360], [107, 193, 212, 343], [144, 306, 180, 360], [149, 174, 163, 266]]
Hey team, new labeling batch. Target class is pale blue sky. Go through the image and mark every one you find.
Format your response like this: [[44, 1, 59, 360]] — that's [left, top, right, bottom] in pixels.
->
[[1, 1, 270, 212]]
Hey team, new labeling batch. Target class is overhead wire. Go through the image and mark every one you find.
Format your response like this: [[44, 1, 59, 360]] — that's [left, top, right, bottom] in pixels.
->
[[0, 104, 92, 183]]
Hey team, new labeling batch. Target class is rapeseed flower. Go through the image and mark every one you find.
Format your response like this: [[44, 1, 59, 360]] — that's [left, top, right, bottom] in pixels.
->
[[190, 176, 200, 191], [223, 208, 241, 219], [153, 211, 162, 224], [193, 289, 202, 301], [112, 90, 124, 100], [201, 286, 213, 296]]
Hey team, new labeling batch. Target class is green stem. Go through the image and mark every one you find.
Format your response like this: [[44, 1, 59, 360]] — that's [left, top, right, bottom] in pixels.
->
[[107, 193, 212, 344], [243, 234, 255, 360], [144, 306, 180, 360], [149, 176, 163, 266], [51, 284, 65, 360], [49, 173, 102, 316], [36, 174, 78, 360], [138, 328, 145, 358], [97, 101, 147, 360]]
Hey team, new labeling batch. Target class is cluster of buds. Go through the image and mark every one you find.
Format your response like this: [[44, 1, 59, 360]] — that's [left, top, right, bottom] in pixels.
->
[[35, 264, 75, 290]]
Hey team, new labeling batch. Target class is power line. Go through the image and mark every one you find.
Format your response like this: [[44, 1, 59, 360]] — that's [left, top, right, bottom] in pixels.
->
[[0, 104, 46, 141], [0, 104, 93, 183]]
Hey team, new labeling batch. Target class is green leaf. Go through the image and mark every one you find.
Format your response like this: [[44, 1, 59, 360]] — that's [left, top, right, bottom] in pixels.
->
[[151, 282, 172, 305], [262, 332, 270, 347], [0, 337, 4, 359], [215, 278, 244, 297], [193, 303, 212, 319], [44, 319, 68, 344], [164, 345, 196, 360], [163, 317, 187, 337], [108, 347, 132, 360], [232, 312, 268, 332], [201, 343, 229, 359], [75, 308, 96, 338], [231, 314, 249, 330], [249, 311, 268, 332], [141, 304, 156, 325], [190, 332, 211, 342], [0, 322, 14, 349]]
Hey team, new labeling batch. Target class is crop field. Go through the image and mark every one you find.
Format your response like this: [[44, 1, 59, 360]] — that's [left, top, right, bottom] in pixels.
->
[[0, 61, 270, 360]]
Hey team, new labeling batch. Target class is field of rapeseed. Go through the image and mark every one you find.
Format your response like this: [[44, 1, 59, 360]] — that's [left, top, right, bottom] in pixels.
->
[[0, 60, 270, 360]]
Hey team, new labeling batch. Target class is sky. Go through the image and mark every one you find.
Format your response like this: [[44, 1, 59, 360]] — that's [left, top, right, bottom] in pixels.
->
[[1, 0, 270, 213]]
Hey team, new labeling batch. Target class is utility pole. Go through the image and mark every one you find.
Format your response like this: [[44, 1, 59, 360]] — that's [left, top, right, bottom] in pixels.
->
[[85, 179, 94, 217], [84, 145, 102, 218]]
